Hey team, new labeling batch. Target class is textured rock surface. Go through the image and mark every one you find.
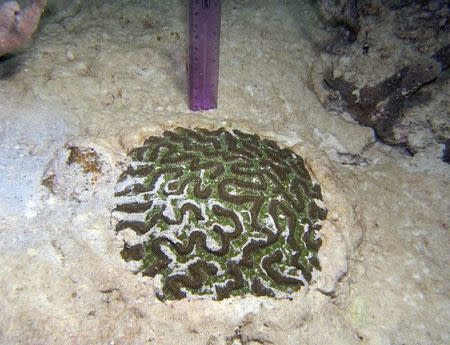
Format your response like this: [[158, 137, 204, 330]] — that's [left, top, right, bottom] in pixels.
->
[[315, 0, 449, 165]]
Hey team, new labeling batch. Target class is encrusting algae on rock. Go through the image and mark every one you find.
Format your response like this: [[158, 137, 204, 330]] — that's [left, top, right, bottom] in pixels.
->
[[0, 0, 46, 57], [113, 128, 327, 300]]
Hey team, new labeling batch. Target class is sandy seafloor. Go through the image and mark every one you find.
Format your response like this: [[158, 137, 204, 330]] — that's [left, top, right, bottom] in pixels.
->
[[0, 1, 449, 344]]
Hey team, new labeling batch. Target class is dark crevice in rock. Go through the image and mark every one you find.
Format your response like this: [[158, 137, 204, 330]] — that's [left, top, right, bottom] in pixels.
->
[[319, 0, 360, 42], [432, 44, 450, 71], [442, 139, 450, 164]]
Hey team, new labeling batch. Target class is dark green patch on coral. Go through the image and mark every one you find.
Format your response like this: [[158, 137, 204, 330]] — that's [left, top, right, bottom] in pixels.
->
[[114, 128, 327, 300]]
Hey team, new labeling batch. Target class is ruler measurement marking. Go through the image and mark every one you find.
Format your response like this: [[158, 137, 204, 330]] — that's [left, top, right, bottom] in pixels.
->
[[188, 0, 221, 111]]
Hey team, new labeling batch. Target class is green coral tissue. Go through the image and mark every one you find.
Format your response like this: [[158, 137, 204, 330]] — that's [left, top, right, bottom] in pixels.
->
[[114, 128, 327, 300]]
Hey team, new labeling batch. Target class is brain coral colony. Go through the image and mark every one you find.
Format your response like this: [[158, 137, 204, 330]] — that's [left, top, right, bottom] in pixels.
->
[[114, 128, 327, 300]]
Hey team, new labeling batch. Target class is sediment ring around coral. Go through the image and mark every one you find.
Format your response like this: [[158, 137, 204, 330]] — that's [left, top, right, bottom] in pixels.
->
[[113, 127, 327, 300]]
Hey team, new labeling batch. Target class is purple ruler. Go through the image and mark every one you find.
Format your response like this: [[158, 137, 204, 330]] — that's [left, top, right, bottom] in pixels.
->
[[188, 0, 221, 111]]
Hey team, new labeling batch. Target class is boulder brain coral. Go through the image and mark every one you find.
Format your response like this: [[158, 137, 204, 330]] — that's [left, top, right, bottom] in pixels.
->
[[114, 128, 327, 300]]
